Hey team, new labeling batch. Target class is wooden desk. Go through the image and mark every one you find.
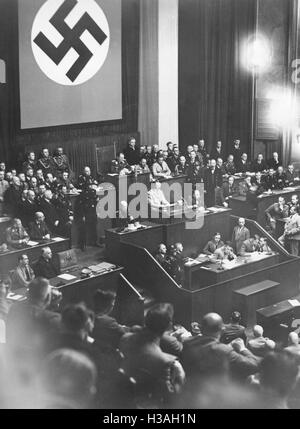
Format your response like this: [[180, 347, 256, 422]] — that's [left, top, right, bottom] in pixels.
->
[[186, 252, 279, 289], [159, 175, 189, 204], [105, 172, 151, 207], [105, 222, 164, 264], [230, 186, 300, 227], [0, 237, 70, 275]]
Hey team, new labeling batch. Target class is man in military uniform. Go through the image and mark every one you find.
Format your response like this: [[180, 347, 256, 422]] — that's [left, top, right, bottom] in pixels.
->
[[22, 151, 37, 173], [54, 185, 74, 239], [53, 147, 72, 178], [37, 148, 55, 176], [77, 166, 98, 191], [111, 153, 132, 175]]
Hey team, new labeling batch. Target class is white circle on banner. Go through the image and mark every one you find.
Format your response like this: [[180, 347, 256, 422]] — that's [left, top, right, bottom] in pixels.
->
[[31, 0, 110, 86]]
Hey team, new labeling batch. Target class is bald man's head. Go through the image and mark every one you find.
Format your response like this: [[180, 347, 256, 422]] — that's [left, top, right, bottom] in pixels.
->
[[288, 332, 299, 347], [253, 325, 264, 338], [201, 313, 224, 338]]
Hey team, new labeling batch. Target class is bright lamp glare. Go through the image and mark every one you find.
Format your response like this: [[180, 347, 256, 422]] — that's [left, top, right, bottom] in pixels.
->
[[243, 34, 272, 73], [267, 87, 296, 128]]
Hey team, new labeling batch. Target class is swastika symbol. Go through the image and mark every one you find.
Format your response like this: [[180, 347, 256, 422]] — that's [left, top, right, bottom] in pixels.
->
[[31, 0, 110, 86]]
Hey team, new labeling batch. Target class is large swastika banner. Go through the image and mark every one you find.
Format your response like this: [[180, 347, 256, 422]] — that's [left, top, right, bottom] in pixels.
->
[[19, 0, 122, 129]]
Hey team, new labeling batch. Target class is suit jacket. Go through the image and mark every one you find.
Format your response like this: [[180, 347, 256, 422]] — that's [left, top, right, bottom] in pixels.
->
[[38, 198, 59, 231], [247, 336, 275, 357], [239, 239, 259, 255], [267, 158, 281, 170], [238, 180, 251, 197], [182, 334, 259, 381], [251, 161, 267, 173], [236, 160, 251, 173], [274, 173, 287, 190], [210, 148, 225, 161], [221, 323, 247, 345], [6, 225, 29, 248], [286, 170, 299, 186], [34, 256, 59, 279], [18, 199, 39, 227], [284, 213, 300, 240], [219, 182, 239, 203], [265, 203, 289, 223], [93, 314, 129, 350], [28, 221, 50, 241], [123, 147, 140, 166], [232, 226, 250, 253], [11, 264, 35, 289], [204, 168, 223, 191], [203, 240, 224, 255]]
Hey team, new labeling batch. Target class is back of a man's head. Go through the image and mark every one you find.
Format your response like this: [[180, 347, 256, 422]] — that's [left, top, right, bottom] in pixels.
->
[[62, 303, 91, 334], [230, 311, 241, 324], [145, 303, 173, 337], [93, 290, 116, 315], [201, 313, 224, 338], [253, 325, 264, 338], [260, 351, 298, 399], [288, 332, 299, 347], [40, 348, 97, 408], [27, 277, 50, 306]]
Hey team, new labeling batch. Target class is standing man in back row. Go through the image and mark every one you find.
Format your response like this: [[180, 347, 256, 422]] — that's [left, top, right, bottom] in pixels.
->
[[231, 218, 250, 254]]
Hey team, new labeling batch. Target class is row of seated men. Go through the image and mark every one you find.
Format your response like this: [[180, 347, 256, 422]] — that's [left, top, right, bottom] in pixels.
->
[[0, 274, 299, 409], [154, 218, 271, 286]]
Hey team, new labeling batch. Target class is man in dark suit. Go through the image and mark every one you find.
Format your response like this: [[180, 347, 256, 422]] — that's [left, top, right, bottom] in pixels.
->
[[11, 253, 35, 289], [217, 176, 239, 206], [182, 313, 259, 382], [38, 190, 60, 234], [265, 196, 289, 233], [203, 159, 223, 207], [251, 153, 267, 173], [221, 311, 247, 345], [123, 137, 140, 166], [251, 171, 266, 195], [210, 141, 225, 162], [53, 185, 73, 238], [231, 217, 250, 254], [236, 153, 251, 174], [34, 246, 59, 279], [28, 212, 51, 242], [286, 164, 300, 186], [274, 166, 287, 190], [19, 190, 39, 227], [267, 152, 281, 170]]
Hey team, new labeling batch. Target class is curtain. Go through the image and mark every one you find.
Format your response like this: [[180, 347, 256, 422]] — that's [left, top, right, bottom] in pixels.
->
[[179, 0, 256, 156], [283, 0, 300, 166], [0, 0, 140, 168]]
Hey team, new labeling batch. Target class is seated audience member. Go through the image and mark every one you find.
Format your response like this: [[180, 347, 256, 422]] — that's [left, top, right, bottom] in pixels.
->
[[136, 158, 151, 175], [155, 243, 170, 271], [224, 155, 236, 176], [45, 173, 58, 193], [0, 170, 9, 215], [285, 332, 300, 363], [120, 304, 186, 399], [36, 184, 47, 205], [166, 141, 174, 156], [278, 205, 300, 255], [274, 166, 287, 190], [34, 247, 59, 279], [39, 190, 60, 234], [251, 153, 267, 173], [236, 153, 251, 174], [11, 254, 35, 290], [39, 349, 97, 409], [210, 141, 225, 162], [152, 144, 160, 161], [111, 153, 132, 175], [152, 155, 172, 179], [92, 290, 130, 351], [123, 137, 140, 166], [188, 161, 203, 190], [218, 176, 239, 207], [193, 144, 204, 166], [18, 173, 29, 192], [6, 218, 29, 249], [185, 145, 194, 160], [17, 190, 28, 219], [267, 151, 281, 171], [265, 196, 289, 233], [5, 171, 13, 184], [288, 194, 300, 215], [203, 232, 224, 255], [232, 139, 242, 163], [29, 177, 39, 195], [198, 139, 210, 163], [22, 151, 37, 173], [36, 169, 45, 186], [239, 235, 260, 256], [148, 180, 170, 209], [28, 212, 51, 241], [167, 146, 180, 173], [221, 311, 247, 345], [77, 166, 98, 191], [58, 171, 75, 191], [250, 351, 299, 409], [25, 167, 34, 183], [182, 313, 259, 382], [247, 325, 276, 358], [6, 277, 62, 372], [238, 175, 252, 196], [175, 156, 188, 176], [231, 217, 250, 254], [251, 171, 266, 194], [257, 237, 271, 253], [286, 164, 300, 186], [0, 162, 5, 172], [53, 185, 73, 238], [264, 168, 277, 191], [19, 189, 39, 227], [53, 147, 71, 177], [213, 243, 236, 261], [37, 148, 55, 176], [216, 158, 226, 176], [145, 145, 155, 167], [139, 145, 147, 160]]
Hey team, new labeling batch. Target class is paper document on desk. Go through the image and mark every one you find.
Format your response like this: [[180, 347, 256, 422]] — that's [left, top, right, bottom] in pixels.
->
[[288, 299, 300, 307], [285, 187, 297, 191], [7, 293, 25, 301], [58, 273, 77, 281], [52, 237, 65, 242], [27, 241, 39, 246]]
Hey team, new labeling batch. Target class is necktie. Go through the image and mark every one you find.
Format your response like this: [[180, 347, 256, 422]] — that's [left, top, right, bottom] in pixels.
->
[[25, 267, 31, 281]]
